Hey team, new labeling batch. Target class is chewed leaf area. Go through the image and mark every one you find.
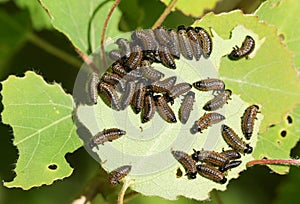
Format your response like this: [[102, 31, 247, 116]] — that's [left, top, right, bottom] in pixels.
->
[[1, 71, 82, 190], [75, 25, 263, 199]]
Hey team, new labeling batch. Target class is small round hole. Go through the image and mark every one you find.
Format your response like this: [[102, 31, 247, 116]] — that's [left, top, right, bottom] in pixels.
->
[[262, 156, 268, 160], [48, 164, 58, 170], [279, 34, 285, 41], [287, 115, 293, 124], [176, 168, 183, 178], [269, 124, 276, 128], [280, 130, 287, 137]]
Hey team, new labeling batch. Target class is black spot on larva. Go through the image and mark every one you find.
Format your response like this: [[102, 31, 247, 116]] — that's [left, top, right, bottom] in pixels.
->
[[287, 115, 293, 124], [280, 130, 287, 137], [48, 164, 58, 170]]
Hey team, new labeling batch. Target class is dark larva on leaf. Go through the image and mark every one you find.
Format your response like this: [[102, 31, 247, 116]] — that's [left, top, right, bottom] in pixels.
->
[[150, 76, 177, 93], [88, 72, 100, 105], [186, 26, 202, 60], [99, 82, 121, 111], [154, 95, 177, 123], [168, 29, 180, 59], [220, 149, 241, 160], [193, 78, 225, 92], [131, 79, 147, 114], [120, 81, 136, 110], [177, 25, 193, 60], [154, 26, 173, 47], [90, 128, 126, 147], [141, 90, 156, 123], [111, 61, 143, 80], [126, 44, 143, 70], [228, 35, 255, 60], [168, 82, 192, 99], [171, 150, 197, 179], [108, 49, 122, 61], [116, 38, 132, 59], [221, 124, 253, 154], [219, 160, 242, 172], [108, 165, 132, 185], [203, 89, 232, 111], [190, 112, 225, 134], [140, 60, 165, 81], [179, 91, 195, 124], [241, 105, 260, 140], [101, 72, 126, 92], [192, 149, 229, 168], [194, 27, 213, 59], [159, 46, 176, 69], [197, 164, 227, 184]]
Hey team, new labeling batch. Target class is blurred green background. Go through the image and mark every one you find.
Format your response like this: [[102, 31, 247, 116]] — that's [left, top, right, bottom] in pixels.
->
[[0, 0, 299, 203]]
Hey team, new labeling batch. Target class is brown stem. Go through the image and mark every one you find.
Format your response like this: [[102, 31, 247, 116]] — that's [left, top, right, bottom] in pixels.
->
[[100, 0, 121, 68], [75, 48, 98, 72], [247, 159, 300, 168], [152, 0, 179, 29]]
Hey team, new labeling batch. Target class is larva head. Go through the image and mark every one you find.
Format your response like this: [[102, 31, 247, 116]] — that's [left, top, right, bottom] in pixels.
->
[[220, 177, 227, 184], [189, 172, 197, 179], [228, 50, 240, 60], [191, 150, 199, 161], [244, 144, 253, 154]]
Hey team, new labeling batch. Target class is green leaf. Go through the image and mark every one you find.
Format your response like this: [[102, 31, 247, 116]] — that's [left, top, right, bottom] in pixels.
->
[[160, 0, 220, 17], [38, 0, 122, 54], [193, 11, 300, 175], [1, 71, 82, 190], [0, 9, 31, 78], [76, 59, 263, 200], [14, 0, 52, 30], [255, 0, 300, 72]]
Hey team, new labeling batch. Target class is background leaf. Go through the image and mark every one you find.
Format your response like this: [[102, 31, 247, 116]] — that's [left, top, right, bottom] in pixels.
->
[[1, 71, 82, 190], [14, 0, 52, 30], [160, 0, 220, 17], [38, 0, 122, 54], [194, 10, 300, 174]]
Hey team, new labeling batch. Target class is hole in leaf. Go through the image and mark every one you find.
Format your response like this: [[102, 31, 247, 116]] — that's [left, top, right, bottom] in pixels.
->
[[269, 124, 276, 128], [279, 34, 285, 41], [176, 168, 183, 178], [48, 164, 58, 170], [277, 140, 282, 145], [262, 156, 268, 160], [280, 130, 287, 137], [287, 115, 293, 124]]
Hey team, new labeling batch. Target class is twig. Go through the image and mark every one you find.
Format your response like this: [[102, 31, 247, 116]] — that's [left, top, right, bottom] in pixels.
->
[[118, 178, 132, 204], [123, 191, 138, 202], [75, 48, 98, 72], [247, 159, 300, 168], [100, 0, 121, 68], [152, 0, 178, 29]]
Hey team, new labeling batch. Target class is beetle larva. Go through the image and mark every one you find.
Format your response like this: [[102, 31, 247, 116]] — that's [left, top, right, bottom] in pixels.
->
[[190, 112, 225, 134], [179, 91, 195, 124], [126, 44, 143, 70], [192, 149, 229, 168], [194, 27, 212, 59], [219, 160, 242, 172], [140, 60, 165, 81], [111, 61, 143, 80], [88, 72, 100, 104], [221, 124, 253, 154], [193, 78, 225, 92], [150, 76, 177, 93], [120, 81, 136, 110], [241, 105, 260, 140], [154, 26, 173, 47], [131, 79, 147, 114], [154, 95, 177, 123], [116, 38, 132, 59], [108, 165, 132, 185], [186, 26, 202, 61], [168, 82, 192, 99], [99, 82, 121, 111], [228, 35, 255, 60], [90, 128, 126, 147], [197, 164, 227, 184], [220, 149, 241, 160], [108, 49, 122, 61], [203, 89, 232, 111], [168, 29, 180, 59], [159, 46, 176, 69], [101, 72, 127, 92], [141, 90, 156, 123], [171, 150, 197, 179], [131, 29, 158, 52], [177, 25, 193, 60]]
